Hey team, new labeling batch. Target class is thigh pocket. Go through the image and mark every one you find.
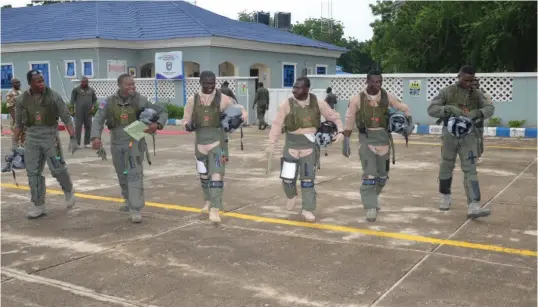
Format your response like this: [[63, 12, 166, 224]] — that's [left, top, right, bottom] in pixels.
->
[[280, 157, 298, 181], [196, 157, 209, 175]]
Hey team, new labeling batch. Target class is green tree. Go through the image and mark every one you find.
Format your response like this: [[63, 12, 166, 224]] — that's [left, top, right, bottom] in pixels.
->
[[2, 4, 12, 8], [291, 17, 345, 46], [290, 18, 375, 73], [338, 39, 376, 73], [369, 0, 537, 72], [238, 10, 274, 26]]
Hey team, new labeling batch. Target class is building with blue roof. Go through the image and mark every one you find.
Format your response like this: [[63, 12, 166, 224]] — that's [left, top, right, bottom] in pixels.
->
[[1, 1, 346, 99]]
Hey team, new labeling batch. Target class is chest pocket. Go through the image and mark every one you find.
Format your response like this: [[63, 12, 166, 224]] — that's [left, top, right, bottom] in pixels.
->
[[193, 93, 221, 128], [284, 96, 321, 132], [22, 92, 57, 127], [356, 91, 389, 129], [447, 87, 480, 113], [112, 104, 137, 126]]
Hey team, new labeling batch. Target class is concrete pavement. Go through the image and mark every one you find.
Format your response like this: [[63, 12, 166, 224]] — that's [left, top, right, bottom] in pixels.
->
[[1, 128, 536, 307]]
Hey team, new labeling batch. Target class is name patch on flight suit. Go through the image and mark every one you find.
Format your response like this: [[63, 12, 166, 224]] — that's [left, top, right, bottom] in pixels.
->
[[35, 111, 43, 125], [120, 110, 129, 125], [99, 99, 108, 109]]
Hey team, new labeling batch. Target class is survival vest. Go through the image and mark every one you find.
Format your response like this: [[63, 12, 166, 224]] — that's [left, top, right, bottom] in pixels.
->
[[193, 90, 222, 128], [356, 89, 390, 130], [283, 93, 321, 132], [105, 93, 140, 130], [20, 88, 58, 127]]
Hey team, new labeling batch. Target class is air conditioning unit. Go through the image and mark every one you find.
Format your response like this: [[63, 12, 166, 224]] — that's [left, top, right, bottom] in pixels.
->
[[255, 12, 270, 26], [274, 12, 291, 30], [302, 67, 313, 76]]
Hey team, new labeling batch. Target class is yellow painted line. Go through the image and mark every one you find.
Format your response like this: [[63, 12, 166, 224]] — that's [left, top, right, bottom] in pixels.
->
[[2, 183, 537, 257], [392, 140, 536, 151]]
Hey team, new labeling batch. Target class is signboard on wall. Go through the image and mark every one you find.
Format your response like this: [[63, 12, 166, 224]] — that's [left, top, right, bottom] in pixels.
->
[[155, 51, 183, 80], [409, 80, 421, 97], [128, 66, 136, 77], [107, 60, 127, 79], [238, 82, 248, 96]]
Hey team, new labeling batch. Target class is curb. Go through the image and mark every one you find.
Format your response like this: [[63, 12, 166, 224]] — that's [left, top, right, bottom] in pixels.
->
[[413, 125, 537, 138]]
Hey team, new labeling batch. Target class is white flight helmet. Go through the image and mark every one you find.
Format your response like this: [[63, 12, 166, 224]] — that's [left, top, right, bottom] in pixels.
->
[[447, 116, 473, 138]]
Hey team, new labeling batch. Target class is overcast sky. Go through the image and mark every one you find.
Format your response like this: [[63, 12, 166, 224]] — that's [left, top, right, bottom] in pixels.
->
[[0, 0, 376, 41]]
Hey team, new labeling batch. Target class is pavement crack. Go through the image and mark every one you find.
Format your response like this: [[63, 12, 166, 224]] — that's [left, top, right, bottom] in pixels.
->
[[430, 158, 537, 254], [25, 220, 201, 277], [369, 254, 431, 307], [28, 247, 119, 276], [1, 277, 15, 284], [2, 267, 158, 307], [368, 158, 537, 306]]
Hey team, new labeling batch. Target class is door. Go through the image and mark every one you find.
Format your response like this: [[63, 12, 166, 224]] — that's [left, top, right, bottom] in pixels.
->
[[250, 69, 259, 92], [31, 63, 50, 86]]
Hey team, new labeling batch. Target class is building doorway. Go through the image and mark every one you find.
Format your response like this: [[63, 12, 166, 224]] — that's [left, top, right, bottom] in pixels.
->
[[250, 68, 259, 92]]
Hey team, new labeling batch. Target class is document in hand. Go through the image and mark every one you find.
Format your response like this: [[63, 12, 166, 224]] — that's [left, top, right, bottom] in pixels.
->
[[123, 120, 148, 141]]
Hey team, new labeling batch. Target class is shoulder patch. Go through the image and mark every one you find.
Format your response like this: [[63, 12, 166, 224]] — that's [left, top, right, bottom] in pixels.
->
[[99, 99, 108, 109]]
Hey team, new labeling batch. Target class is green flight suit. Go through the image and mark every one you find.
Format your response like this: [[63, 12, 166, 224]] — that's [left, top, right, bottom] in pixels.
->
[[356, 89, 391, 210], [477, 127, 484, 158], [281, 94, 321, 212], [475, 89, 491, 158], [14, 88, 75, 208], [325, 92, 338, 110], [192, 91, 228, 209], [71, 85, 97, 146], [427, 84, 494, 205], [91, 91, 168, 212], [253, 87, 270, 129]]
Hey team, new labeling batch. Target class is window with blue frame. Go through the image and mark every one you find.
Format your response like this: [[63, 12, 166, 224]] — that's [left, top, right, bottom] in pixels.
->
[[283, 64, 295, 88], [316, 66, 327, 75], [31, 63, 50, 86], [82, 60, 93, 77], [1, 64, 13, 89], [65, 61, 75, 77]]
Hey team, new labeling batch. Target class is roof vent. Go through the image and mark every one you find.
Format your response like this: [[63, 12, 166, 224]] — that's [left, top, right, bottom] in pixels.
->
[[255, 11, 270, 26], [274, 12, 291, 31]]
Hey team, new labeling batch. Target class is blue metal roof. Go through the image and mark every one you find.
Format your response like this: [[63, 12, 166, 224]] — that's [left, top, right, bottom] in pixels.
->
[[1, 1, 346, 52]]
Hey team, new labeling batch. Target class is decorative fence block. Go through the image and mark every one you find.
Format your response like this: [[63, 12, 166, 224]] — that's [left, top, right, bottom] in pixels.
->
[[426, 76, 513, 102], [72, 78, 176, 99], [185, 78, 236, 98], [310, 73, 518, 103], [328, 77, 404, 101], [71, 77, 242, 101]]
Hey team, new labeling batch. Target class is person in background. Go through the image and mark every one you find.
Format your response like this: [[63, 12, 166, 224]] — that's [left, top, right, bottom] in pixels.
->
[[325, 87, 338, 110], [252, 82, 270, 130], [71, 76, 98, 148], [5, 77, 24, 146]]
